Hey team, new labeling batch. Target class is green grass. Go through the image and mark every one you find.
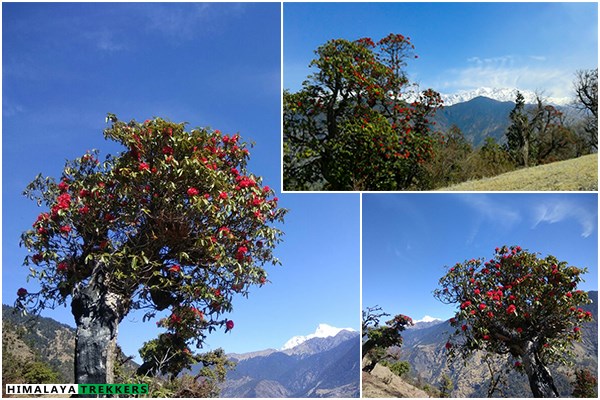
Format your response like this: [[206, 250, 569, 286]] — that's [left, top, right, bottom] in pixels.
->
[[439, 154, 598, 191]]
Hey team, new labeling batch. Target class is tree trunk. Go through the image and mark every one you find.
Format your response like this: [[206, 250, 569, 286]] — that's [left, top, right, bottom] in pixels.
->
[[71, 269, 128, 386], [521, 345, 559, 398]]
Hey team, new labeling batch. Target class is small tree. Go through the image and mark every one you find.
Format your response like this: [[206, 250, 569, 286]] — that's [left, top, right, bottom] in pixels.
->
[[284, 34, 442, 191], [506, 91, 535, 167], [438, 373, 454, 398], [17, 115, 286, 384], [573, 69, 598, 150], [572, 368, 598, 398], [424, 125, 472, 188], [434, 246, 593, 398], [362, 306, 413, 372]]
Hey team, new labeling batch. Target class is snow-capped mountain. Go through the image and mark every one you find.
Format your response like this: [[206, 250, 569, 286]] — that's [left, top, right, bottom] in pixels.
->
[[281, 324, 356, 350], [413, 315, 441, 324], [221, 330, 360, 397], [408, 315, 444, 330], [441, 87, 570, 106]]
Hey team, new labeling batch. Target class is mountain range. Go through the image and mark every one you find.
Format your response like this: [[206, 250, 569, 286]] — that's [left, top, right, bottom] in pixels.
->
[[396, 291, 598, 397], [219, 329, 360, 398], [433, 87, 581, 147], [440, 87, 571, 107]]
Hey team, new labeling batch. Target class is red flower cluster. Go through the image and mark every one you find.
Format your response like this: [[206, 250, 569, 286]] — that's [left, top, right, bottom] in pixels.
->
[[226, 320, 234, 331], [58, 181, 69, 192], [236, 246, 248, 261], [17, 288, 28, 297], [187, 187, 199, 197]]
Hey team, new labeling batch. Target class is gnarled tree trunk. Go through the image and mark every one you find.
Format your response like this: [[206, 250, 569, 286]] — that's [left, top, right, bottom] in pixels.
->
[[71, 269, 129, 386], [521, 343, 559, 398]]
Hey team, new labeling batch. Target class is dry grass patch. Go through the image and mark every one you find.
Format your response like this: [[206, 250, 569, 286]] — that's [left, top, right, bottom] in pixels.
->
[[439, 154, 598, 191]]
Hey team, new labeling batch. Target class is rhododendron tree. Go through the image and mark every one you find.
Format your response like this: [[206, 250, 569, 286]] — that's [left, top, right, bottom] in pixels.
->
[[17, 115, 286, 384], [283, 33, 442, 191], [362, 306, 413, 372], [434, 246, 593, 398]]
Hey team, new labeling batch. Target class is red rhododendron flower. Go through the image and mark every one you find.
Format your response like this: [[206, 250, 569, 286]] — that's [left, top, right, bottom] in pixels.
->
[[566, 292, 573, 298], [79, 205, 90, 214], [461, 324, 467, 331], [226, 320, 234, 330], [168, 265, 181, 273], [483, 335, 490, 340], [187, 187, 199, 196], [57, 262, 68, 272], [162, 146, 173, 155], [60, 225, 72, 234], [445, 342, 452, 350], [515, 361, 522, 367], [32, 253, 43, 264], [17, 288, 28, 297], [516, 327, 523, 333], [219, 192, 228, 200], [507, 304, 517, 314], [58, 181, 69, 192], [574, 327, 581, 333], [235, 246, 248, 261], [478, 303, 486, 311], [139, 162, 150, 171], [460, 300, 472, 309], [56, 192, 72, 209]]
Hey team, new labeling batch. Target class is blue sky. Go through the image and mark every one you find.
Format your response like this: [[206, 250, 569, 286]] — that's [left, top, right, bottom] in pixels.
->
[[362, 193, 599, 322], [2, 2, 360, 359], [284, 2, 598, 99]]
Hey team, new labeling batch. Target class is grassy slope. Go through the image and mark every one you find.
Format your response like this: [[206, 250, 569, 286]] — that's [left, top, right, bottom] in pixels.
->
[[439, 153, 598, 191]]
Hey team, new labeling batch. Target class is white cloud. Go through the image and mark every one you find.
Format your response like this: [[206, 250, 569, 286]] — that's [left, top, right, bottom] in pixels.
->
[[532, 200, 596, 238], [139, 3, 247, 40], [281, 323, 356, 350], [458, 195, 521, 244], [459, 195, 521, 227], [438, 55, 573, 99]]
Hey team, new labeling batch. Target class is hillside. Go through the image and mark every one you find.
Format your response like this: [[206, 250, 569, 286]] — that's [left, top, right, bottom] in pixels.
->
[[396, 291, 598, 397], [362, 364, 430, 398], [2, 304, 139, 389], [2, 304, 76, 383], [439, 153, 598, 191]]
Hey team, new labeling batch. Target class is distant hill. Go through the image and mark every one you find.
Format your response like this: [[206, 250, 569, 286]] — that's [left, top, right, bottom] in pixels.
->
[[396, 291, 598, 397], [2, 304, 76, 383], [439, 153, 598, 191], [218, 330, 360, 398], [433, 95, 581, 147], [2, 304, 138, 387], [434, 96, 515, 147]]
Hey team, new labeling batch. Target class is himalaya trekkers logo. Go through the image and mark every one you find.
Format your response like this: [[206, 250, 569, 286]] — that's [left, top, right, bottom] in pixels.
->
[[5, 384, 149, 396]]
